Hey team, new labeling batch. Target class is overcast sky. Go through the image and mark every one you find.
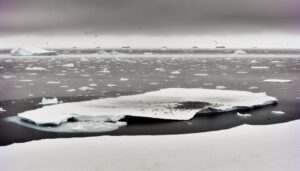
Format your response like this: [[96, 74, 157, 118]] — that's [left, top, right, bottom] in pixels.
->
[[1, 0, 300, 48]]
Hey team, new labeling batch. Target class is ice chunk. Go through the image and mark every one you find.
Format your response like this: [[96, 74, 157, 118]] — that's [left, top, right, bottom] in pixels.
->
[[251, 66, 269, 69], [120, 77, 129, 81], [0, 107, 6, 112], [271, 111, 285, 115], [237, 112, 252, 118], [78, 87, 94, 91], [39, 97, 59, 105], [234, 50, 247, 54], [10, 47, 58, 56], [17, 88, 278, 126], [62, 63, 74, 67], [3, 75, 16, 79], [25, 67, 47, 71], [263, 79, 292, 83]]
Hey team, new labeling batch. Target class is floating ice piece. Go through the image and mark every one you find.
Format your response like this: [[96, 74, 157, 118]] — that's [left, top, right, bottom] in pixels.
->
[[248, 86, 258, 90], [271, 111, 285, 115], [39, 98, 59, 105], [143, 52, 153, 55], [66, 89, 76, 92], [62, 63, 74, 67], [17, 88, 278, 126], [3, 75, 16, 79], [120, 77, 129, 81], [47, 81, 61, 84], [251, 66, 270, 69], [216, 86, 226, 89], [171, 71, 180, 74], [194, 73, 208, 76], [263, 79, 292, 83], [234, 50, 247, 54], [0, 107, 6, 112], [10, 47, 58, 56], [25, 67, 47, 71], [78, 87, 94, 91], [98, 50, 110, 55], [237, 112, 252, 118], [107, 84, 117, 87], [19, 79, 33, 82]]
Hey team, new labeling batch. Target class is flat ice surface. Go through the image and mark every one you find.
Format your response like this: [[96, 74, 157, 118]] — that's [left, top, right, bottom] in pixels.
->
[[263, 79, 293, 83], [18, 88, 278, 126], [1, 120, 299, 171]]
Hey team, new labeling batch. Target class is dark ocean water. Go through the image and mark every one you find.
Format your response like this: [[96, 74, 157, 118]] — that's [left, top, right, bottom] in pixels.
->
[[0, 54, 300, 146]]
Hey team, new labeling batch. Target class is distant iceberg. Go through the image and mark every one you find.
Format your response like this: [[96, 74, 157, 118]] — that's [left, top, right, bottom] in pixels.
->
[[10, 47, 58, 56], [234, 49, 247, 54]]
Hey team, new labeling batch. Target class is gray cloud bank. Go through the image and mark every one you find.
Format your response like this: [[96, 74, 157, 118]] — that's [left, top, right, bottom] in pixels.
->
[[1, 0, 300, 35]]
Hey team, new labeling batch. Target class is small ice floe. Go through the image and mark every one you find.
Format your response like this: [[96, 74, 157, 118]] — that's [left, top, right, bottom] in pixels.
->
[[251, 66, 270, 70], [62, 63, 74, 67], [89, 84, 98, 87], [143, 52, 153, 55], [66, 89, 76, 92], [107, 84, 117, 87], [263, 79, 292, 83], [3, 75, 16, 79], [47, 81, 61, 84], [120, 77, 129, 81], [39, 97, 59, 105], [216, 86, 226, 89], [25, 67, 47, 71], [204, 83, 214, 86], [0, 107, 6, 112], [271, 60, 281, 63], [19, 79, 33, 82], [237, 71, 248, 74], [171, 71, 180, 74], [155, 68, 166, 72], [248, 86, 258, 90], [194, 73, 208, 76], [234, 50, 247, 54], [17, 88, 278, 126], [78, 87, 94, 91], [271, 111, 285, 115], [60, 85, 69, 88], [237, 112, 252, 119]]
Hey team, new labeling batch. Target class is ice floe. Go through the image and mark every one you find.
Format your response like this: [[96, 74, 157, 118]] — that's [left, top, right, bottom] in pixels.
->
[[263, 79, 292, 83], [78, 87, 94, 91], [62, 63, 75, 67], [10, 47, 58, 56], [25, 67, 47, 71], [39, 97, 59, 105], [271, 111, 285, 115], [234, 50, 247, 54], [251, 66, 270, 69], [17, 88, 278, 127], [0, 107, 6, 112], [237, 112, 252, 118]]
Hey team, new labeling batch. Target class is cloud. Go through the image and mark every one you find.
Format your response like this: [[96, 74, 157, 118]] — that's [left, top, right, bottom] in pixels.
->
[[1, 0, 300, 35]]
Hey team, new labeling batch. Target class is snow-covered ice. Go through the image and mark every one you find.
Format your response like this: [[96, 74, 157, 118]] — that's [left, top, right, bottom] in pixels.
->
[[1, 120, 299, 171], [271, 111, 285, 115], [10, 47, 58, 56], [263, 79, 293, 83], [25, 67, 47, 71], [39, 97, 59, 105], [0, 107, 6, 112], [17, 88, 277, 126]]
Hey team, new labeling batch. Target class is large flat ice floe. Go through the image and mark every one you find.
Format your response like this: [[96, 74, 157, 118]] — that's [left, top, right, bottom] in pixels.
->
[[17, 88, 278, 127], [1, 120, 299, 171]]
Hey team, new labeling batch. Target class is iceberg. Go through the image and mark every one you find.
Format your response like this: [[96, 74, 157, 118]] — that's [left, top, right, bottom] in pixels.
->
[[234, 50, 247, 54], [17, 88, 278, 126], [10, 47, 58, 56], [39, 97, 59, 105]]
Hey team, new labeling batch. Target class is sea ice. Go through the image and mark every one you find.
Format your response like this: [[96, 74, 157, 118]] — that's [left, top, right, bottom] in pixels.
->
[[62, 63, 75, 67], [78, 87, 94, 91], [251, 66, 270, 69], [271, 111, 285, 115], [39, 97, 59, 105], [25, 67, 47, 71], [0, 107, 6, 112], [263, 79, 292, 83], [10, 47, 58, 56], [237, 112, 252, 118], [17, 88, 278, 126]]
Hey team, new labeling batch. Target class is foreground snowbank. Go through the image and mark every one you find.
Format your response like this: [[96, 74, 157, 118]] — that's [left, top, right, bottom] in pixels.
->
[[18, 88, 278, 126], [1, 120, 299, 171]]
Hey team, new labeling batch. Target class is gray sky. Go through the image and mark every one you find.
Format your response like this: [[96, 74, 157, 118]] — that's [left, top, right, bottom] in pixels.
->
[[1, 0, 300, 48], [1, 0, 300, 35]]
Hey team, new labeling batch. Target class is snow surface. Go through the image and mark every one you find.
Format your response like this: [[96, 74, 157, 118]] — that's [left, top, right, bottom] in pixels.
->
[[10, 47, 58, 56], [1, 120, 299, 171], [17, 88, 277, 126], [263, 79, 293, 83]]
